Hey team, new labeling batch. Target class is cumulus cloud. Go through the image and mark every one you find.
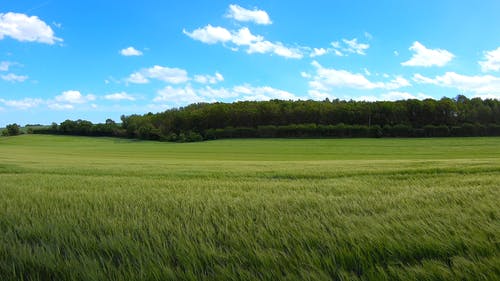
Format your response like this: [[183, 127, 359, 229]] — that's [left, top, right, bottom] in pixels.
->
[[226, 4, 272, 25], [55, 90, 96, 104], [306, 61, 411, 93], [402, 41, 454, 67], [194, 72, 224, 84], [479, 47, 500, 72], [127, 65, 189, 84], [154, 85, 205, 104], [0, 12, 62, 44], [183, 25, 232, 44], [152, 83, 300, 107], [0, 97, 43, 109], [120, 46, 143, 56], [413, 72, 500, 95], [1, 73, 28, 82], [185, 26, 303, 59], [104, 92, 136, 101]]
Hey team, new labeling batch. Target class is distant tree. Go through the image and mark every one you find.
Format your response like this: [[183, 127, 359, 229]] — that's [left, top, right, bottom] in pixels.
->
[[5, 123, 21, 136]]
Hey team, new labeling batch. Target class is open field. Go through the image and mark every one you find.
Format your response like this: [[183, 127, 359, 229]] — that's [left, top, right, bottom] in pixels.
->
[[0, 135, 499, 280]]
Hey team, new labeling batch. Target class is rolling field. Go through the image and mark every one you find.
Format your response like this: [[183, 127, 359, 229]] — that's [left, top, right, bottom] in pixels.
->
[[0, 135, 499, 280]]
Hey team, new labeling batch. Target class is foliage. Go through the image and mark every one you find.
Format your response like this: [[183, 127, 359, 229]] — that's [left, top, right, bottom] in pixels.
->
[[1, 123, 22, 136], [33, 96, 500, 141], [0, 135, 499, 280]]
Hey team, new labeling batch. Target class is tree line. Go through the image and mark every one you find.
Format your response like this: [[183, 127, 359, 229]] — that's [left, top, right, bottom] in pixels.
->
[[29, 95, 500, 141]]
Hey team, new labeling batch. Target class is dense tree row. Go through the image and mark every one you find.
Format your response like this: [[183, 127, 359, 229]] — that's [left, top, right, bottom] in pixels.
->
[[31, 95, 500, 141]]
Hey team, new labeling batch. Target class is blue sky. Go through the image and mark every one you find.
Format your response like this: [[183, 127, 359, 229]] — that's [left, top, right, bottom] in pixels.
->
[[1, 0, 500, 126]]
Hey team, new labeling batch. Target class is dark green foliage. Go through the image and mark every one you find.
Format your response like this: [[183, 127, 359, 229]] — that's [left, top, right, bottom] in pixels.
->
[[2, 123, 21, 136], [33, 96, 500, 141]]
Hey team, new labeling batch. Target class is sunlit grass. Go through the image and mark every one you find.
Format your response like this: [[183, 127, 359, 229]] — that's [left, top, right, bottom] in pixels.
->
[[0, 135, 499, 280]]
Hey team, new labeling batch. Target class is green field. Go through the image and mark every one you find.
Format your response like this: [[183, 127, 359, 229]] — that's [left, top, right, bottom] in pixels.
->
[[0, 135, 499, 280]]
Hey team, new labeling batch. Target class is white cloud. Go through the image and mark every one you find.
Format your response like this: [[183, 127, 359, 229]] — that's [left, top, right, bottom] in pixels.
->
[[1, 73, 28, 82], [0, 61, 11, 71], [300, 72, 311, 78], [120, 46, 143, 56], [185, 26, 303, 59], [154, 85, 207, 105], [197, 86, 237, 99], [126, 72, 149, 84], [234, 85, 300, 101], [413, 72, 500, 95], [55, 90, 96, 104], [183, 25, 232, 44], [479, 47, 500, 72], [342, 38, 369, 55], [381, 91, 432, 101], [194, 72, 224, 84], [310, 48, 327, 58], [48, 103, 74, 110], [306, 61, 411, 92], [0, 12, 62, 44], [355, 92, 432, 101], [309, 38, 370, 57], [231, 27, 262, 46], [307, 90, 336, 101], [226, 4, 272, 25], [402, 41, 454, 67], [473, 93, 500, 100], [0, 97, 42, 109], [127, 65, 189, 84], [104, 92, 136, 101], [152, 83, 301, 106]]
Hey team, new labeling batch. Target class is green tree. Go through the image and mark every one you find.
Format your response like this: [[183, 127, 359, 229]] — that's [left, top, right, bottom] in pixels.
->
[[4, 123, 21, 136]]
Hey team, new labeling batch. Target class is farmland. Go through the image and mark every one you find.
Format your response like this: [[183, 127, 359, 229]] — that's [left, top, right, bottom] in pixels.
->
[[0, 135, 499, 280]]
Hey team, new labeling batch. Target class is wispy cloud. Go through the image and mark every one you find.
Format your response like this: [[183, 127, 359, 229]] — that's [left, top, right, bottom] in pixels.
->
[[309, 37, 370, 57], [0, 97, 43, 110], [194, 72, 224, 84], [126, 65, 189, 84], [104, 92, 136, 101], [1, 73, 28, 82]]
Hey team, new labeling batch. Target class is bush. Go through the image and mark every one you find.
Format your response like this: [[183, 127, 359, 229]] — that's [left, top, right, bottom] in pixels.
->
[[3, 124, 21, 136], [369, 125, 383, 138], [391, 124, 412, 137], [186, 131, 203, 142]]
